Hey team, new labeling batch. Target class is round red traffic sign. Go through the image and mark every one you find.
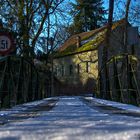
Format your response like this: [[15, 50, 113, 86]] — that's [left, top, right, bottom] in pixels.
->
[[0, 32, 14, 55]]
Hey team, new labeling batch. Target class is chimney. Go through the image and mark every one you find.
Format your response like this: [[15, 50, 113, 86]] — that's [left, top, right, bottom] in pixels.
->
[[76, 36, 81, 48]]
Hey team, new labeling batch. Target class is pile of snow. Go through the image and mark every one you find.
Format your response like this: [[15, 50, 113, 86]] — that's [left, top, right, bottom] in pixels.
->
[[0, 96, 140, 139], [86, 97, 140, 113], [0, 96, 140, 140], [0, 97, 56, 116]]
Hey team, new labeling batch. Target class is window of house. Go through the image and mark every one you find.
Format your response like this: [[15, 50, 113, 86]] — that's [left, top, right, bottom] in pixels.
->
[[86, 62, 90, 73], [69, 64, 73, 75], [77, 64, 80, 74]]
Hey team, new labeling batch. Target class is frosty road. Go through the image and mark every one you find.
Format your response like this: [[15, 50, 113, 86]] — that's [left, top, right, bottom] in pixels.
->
[[0, 96, 140, 140]]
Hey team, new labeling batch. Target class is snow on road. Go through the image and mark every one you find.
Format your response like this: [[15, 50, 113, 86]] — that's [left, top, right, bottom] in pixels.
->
[[0, 96, 140, 140]]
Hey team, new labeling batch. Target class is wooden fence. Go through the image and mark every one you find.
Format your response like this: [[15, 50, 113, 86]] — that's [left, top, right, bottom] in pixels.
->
[[97, 54, 140, 106], [0, 56, 51, 108]]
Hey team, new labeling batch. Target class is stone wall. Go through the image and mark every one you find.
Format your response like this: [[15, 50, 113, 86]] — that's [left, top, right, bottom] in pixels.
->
[[53, 50, 98, 95]]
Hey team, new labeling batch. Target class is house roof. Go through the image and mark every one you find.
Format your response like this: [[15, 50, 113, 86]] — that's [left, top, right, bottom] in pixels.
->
[[54, 19, 125, 58]]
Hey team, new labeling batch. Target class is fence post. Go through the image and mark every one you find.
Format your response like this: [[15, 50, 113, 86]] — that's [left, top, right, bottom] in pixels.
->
[[129, 56, 138, 105], [16, 58, 23, 104], [28, 64, 33, 101], [126, 55, 131, 104], [7, 56, 11, 107], [34, 72, 39, 100], [98, 71, 103, 98], [113, 57, 122, 102], [104, 64, 111, 100]]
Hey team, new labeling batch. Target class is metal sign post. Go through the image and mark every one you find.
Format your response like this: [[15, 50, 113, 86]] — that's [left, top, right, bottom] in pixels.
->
[[0, 32, 14, 55]]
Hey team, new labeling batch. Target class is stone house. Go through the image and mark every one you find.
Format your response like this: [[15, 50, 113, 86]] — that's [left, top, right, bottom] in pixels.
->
[[53, 19, 140, 96]]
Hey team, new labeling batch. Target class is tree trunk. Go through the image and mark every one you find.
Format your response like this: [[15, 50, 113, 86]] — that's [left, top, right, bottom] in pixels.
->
[[101, 0, 114, 100], [124, 0, 131, 53], [124, 0, 131, 103]]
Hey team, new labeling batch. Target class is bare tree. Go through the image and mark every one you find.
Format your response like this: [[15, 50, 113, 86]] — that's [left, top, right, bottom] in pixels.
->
[[0, 0, 65, 56], [124, 0, 131, 53], [113, 0, 139, 32]]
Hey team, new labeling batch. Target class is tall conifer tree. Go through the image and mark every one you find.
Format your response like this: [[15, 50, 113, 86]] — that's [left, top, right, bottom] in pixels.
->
[[69, 0, 106, 35]]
